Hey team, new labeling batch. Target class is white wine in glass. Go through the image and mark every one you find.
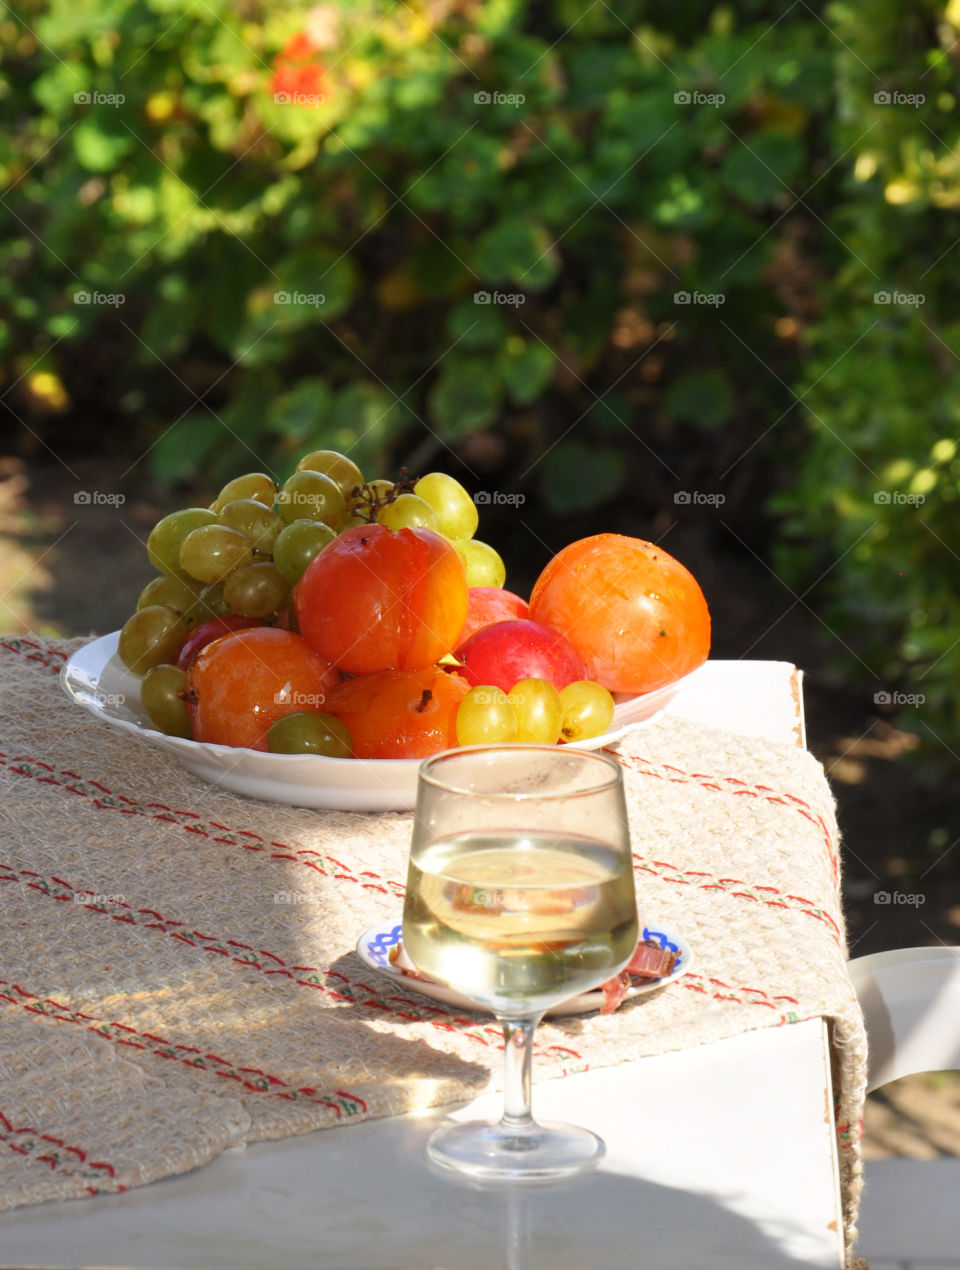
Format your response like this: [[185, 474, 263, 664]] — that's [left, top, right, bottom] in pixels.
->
[[403, 745, 638, 1181]]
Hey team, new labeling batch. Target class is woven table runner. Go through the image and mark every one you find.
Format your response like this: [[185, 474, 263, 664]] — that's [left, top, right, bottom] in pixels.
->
[[0, 636, 867, 1263]]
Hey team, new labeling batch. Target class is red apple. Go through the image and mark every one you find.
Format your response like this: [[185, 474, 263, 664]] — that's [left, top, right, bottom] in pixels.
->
[[455, 619, 587, 692], [458, 587, 529, 646]]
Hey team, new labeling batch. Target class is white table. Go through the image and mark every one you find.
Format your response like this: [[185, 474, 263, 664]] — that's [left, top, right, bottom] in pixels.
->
[[0, 660, 847, 1270]]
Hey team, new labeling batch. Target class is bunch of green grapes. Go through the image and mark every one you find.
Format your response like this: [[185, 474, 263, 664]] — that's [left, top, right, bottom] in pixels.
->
[[116, 449, 506, 745], [455, 679, 615, 747]]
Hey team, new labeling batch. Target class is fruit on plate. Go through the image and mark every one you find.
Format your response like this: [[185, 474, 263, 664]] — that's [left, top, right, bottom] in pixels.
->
[[110, 443, 712, 759], [175, 616, 265, 671], [458, 586, 529, 645], [455, 618, 586, 693], [529, 533, 711, 694], [325, 667, 469, 759], [294, 525, 468, 675], [266, 711, 352, 757], [187, 627, 339, 751]]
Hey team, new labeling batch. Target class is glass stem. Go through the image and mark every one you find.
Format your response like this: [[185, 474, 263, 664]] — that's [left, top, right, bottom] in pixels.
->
[[499, 1016, 541, 1130]]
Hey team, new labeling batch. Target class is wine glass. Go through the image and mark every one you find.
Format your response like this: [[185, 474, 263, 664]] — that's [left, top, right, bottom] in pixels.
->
[[402, 744, 638, 1181]]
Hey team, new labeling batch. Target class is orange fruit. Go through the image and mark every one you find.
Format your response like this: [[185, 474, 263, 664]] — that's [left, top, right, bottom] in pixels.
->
[[325, 667, 469, 759], [529, 533, 710, 695]]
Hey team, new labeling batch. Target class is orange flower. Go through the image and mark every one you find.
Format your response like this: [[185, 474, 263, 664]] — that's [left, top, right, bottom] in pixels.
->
[[271, 32, 326, 105]]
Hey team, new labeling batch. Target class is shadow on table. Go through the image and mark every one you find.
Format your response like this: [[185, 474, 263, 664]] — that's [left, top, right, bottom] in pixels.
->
[[0, 1112, 844, 1270]]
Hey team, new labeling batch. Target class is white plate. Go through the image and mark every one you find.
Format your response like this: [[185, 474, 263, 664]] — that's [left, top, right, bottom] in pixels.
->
[[355, 920, 693, 1018], [60, 631, 688, 812]]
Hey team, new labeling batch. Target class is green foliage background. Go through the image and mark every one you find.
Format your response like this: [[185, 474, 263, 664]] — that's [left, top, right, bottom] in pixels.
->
[[2, 0, 959, 755]]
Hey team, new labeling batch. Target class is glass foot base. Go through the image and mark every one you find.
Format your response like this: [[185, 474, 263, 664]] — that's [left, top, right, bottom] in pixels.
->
[[426, 1119, 604, 1182]]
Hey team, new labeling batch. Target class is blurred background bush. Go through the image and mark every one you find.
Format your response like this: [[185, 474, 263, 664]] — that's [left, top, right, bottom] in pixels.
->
[[1, 0, 958, 777]]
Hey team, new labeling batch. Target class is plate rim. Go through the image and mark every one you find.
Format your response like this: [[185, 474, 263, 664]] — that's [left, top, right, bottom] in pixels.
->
[[354, 917, 693, 1017], [60, 629, 698, 772]]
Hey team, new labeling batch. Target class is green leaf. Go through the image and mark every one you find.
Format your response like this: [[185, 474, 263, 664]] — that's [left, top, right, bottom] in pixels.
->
[[539, 442, 625, 514], [269, 378, 333, 444], [73, 119, 135, 172], [447, 299, 507, 349], [272, 248, 357, 327], [499, 338, 555, 404], [472, 218, 559, 290], [150, 414, 223, 485], [720, 130, 804, 206], [429, 356, 503, 438], [666, 369, 733, 427]]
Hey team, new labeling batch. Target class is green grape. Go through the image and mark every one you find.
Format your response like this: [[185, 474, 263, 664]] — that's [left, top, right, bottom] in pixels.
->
[[451, 537, 506, 588], [179, 525, 254, 583], [414, 472, 479, 539], [559, 680, 615, 743], [118, 606, 186, 676], [189, 582, 232, 624], [222, 562, 290, 618], [376, 493, 441, 533], [137, 574, 202, 620], [277, 470, 346, 528], [273, 520, 337, 584], [296, 450, 364, 500], [510, 677, 562, 744], [218, 499, 283, 555], [140, 663, 191, 738], [456, 685, 517, 746], [267, 711, 352, 757], [214, 472, 278, 512], [147, 508, 217, 575]]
